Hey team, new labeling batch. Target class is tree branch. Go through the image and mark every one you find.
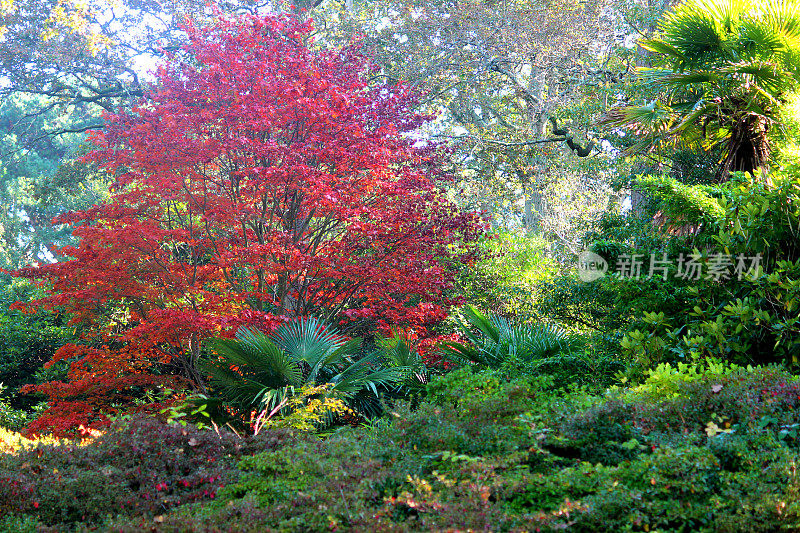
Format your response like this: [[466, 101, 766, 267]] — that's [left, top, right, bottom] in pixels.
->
[[433, 134, 566, 147]]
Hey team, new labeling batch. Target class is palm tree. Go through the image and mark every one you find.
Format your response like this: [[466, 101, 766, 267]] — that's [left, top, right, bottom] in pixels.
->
[[604, 0, 800, 181], [201, 317, 408, 425], [439, 305, 581, 368]]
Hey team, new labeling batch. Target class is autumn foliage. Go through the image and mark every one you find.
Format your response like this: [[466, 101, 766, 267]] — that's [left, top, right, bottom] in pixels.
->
[[15, 14, 484, 434]]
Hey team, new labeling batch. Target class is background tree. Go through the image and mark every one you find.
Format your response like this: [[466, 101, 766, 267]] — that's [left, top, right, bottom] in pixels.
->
[[0, 94, 111, 270], [0, 0, 275, 143], [306, 0, 624, 233]]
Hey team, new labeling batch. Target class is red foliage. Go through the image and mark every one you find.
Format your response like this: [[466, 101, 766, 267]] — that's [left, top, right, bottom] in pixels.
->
[[14, 14, 484, 434], [417, 334, 461, 370], [22, 343, 184, 437]]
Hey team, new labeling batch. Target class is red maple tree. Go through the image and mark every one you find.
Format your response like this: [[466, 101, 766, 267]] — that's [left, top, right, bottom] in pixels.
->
[[15, 14, 484, 434]]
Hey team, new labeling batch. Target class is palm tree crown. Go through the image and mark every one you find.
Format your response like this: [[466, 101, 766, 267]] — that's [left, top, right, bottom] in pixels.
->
[[604, 0, 800, 180]]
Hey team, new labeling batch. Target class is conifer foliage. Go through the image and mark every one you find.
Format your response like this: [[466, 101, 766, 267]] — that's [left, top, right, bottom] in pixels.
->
[[15, 14, 483, 434]]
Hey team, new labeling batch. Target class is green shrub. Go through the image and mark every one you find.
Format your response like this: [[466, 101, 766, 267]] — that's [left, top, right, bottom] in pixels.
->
[[510, 440, 800, 532], [622, 171, 800, 369], [113, 372, 557, 531], [0, 514, 39, 533], [537, 207, 691, 343], [13, 363, 800, 531], [0, 384, 47, 431], [439, 305, 615, 388], [548, 399, 643, 466], [198, 366, 799, 533], [621, 364, 800, 442], [0, 283, 75, 411], [442, 305, 582, 367], [457, 231, 558, 320]]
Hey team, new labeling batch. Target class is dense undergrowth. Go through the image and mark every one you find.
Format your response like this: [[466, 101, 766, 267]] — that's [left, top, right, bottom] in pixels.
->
[[1, 362, 799, 532]]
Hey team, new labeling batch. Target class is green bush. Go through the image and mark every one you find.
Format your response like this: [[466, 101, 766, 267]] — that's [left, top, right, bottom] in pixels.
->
[[0, 383, 48, 431], [442, 306, 581, 366], [0, 514, 38, 533], [8, 364, 800, 531], [621, 171, 800, 369], [510, 438, 800, 532], [457, 231, 558, 320], [183, 366, 800, 532], [104, 373, 556, 531], [0, 283, 75, 411], [544, 362, 800, 447]]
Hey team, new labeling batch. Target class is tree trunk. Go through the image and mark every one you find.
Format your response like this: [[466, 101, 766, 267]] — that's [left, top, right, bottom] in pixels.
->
[[524, 187, 544, 232], [718, 115, 770, 183]]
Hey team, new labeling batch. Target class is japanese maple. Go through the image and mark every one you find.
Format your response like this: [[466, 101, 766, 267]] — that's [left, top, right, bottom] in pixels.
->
[[14, 14, 484, 434]]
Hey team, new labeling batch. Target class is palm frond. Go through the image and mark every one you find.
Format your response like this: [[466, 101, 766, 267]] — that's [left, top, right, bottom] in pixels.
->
[[203, 317, 438, 426], [721, 60, 795, 97], [523, 323, 576, 360], [273, 316, 343, 368], [439, 340, 485, 365], [670, 100, 718, 134], [331, 352, 407, 397], [440, 306, 580, 368], [763, 0, 800, 41], [639, 39, 688, 62], [309, 337, 362, 382], [654, 70, 722, 89], [200, 358, 266, 407], [235, 327, 304, 386], [600, 102, 674, 137], [462, 304, 501, 344], [382, 335, 428, 382], [660, 9, 728, 67], [203, 331, 303, 408], [740, 16, 788, 57]]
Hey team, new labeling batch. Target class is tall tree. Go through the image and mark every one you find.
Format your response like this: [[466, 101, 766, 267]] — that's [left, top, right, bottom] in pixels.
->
[[0, 0, 272, 142], [15, 13, 484, 434], [0, 94, 110, 270], [310, 0, 625, 232]]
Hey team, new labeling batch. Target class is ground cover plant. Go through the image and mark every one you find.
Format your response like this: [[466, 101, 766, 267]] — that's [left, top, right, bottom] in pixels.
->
[[0, 416, 293, 530], [2, 364, 798, 531]]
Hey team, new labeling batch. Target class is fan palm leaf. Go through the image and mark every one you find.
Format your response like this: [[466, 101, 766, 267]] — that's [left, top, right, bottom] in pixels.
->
[[202, 330, 302, 408], [330, 352, 407, 396], [440, 306, 580, 368], [272, 317, 344, 368], [378, 333, 430, 391]]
